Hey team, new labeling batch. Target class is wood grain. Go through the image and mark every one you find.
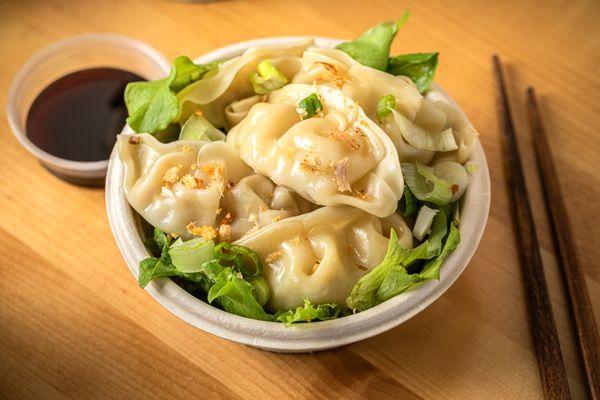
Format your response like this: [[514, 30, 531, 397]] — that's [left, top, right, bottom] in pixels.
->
[[527, 87, 600, 400], [494, 56, 570, 399], [0, 0, 599, 399]]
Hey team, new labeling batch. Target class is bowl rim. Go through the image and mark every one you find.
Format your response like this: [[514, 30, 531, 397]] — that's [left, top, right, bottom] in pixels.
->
[[105, 36, 491, 353]]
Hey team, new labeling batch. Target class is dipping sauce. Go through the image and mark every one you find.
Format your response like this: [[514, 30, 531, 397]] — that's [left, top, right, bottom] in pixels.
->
[[26, 68, 143, 162]]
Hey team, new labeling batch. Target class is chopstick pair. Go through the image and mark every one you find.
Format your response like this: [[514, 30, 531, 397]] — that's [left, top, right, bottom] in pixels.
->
[[493, 55, 600, 400]]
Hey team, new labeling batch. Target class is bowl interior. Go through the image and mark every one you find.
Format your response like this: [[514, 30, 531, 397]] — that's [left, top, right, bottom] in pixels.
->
[[106, 36, 491, 353]]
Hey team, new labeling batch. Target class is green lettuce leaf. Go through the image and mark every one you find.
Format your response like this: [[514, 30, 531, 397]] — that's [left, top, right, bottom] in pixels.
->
[[153, 227, 170, 254], [170, 56, 219, 93], [137, 229, 276, 321], [346, 230, 408, 311], [422, 208, 448, 257], [336, 10, 409, 71], [143, 235, 161, 257], [168, 237, 215, 273], [203, 262, 274, 321], [398, 185, 419, 217], [419, 222, 460, 280], [275, 299, 342, 326], [125, 69, 179, 134], [247, 276, 271, 307], [137, 257, 161, 288], [125, 56, 219, 134], [376, 222, 460, 303], [213, 242, 263, 277], [375, 267, 422, 303], [387, 52, 438, 93], [137, 257, 206, 288], [346, 209, 451, 311]]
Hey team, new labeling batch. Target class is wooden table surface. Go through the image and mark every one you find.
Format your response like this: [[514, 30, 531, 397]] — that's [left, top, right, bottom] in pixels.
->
[[1, 0, 599, 399]]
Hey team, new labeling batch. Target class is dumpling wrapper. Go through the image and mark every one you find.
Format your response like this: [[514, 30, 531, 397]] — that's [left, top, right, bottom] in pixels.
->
[[293, 47, 478, 164], [425, 88, 479, 164], [234, 206, 413, 310], [118, 134, 311, 240], [220, 174, 315, 240], [224, 94, 265, 127], [178, 39, 312, 130], [226, 83, 404, 218]]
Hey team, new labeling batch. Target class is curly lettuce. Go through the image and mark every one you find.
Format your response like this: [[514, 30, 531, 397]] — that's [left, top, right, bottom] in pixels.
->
[[336, 10, 438, 93], [346, 208, 460, 311], [125, 56, 219, 134], [275, 299, 342, 326], [336, 10, 409, 71]]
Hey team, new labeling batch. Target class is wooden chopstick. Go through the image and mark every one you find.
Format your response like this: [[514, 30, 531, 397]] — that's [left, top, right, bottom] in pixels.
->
[[492, 55, 572, 400], [526, 88, 600, 400]]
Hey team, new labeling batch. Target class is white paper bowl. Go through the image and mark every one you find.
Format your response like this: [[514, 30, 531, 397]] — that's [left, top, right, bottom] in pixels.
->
[[106, 37, 491, 353]]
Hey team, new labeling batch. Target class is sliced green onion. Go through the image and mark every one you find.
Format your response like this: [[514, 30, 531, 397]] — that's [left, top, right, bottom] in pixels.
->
[[412, 205, 439, 241], [247, 275, 271, 306], [376, 94, 396, 123], [179, 112, 226, 141], [432, 161, 469, 202], [249, 59, 288, 95], [298, 93, 323, 119], [401, 161, 453, 205], [169, 238, 216, 273], [390, 108, 458, 151]]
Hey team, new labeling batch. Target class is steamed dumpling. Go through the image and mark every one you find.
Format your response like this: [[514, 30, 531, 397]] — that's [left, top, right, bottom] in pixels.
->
[[425, 86, 479, 163], [118, 134, 248, 239], [118, 134, 311, 240], [234, 206, 413, 310], [292, 47, 423, 119], [342, 66, 436, 163], [292, 48, 432, 163], [220, 174, 315, 240], [178, 40, 312, 130], [291, 47, 360, 86], [293, 47, 478, 163], [343, 66, 423, 121], [226, 84, 404, 218]]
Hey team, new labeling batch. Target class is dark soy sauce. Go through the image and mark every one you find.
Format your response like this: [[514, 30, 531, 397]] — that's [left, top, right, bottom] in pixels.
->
[[26, 68, 143, 162]]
